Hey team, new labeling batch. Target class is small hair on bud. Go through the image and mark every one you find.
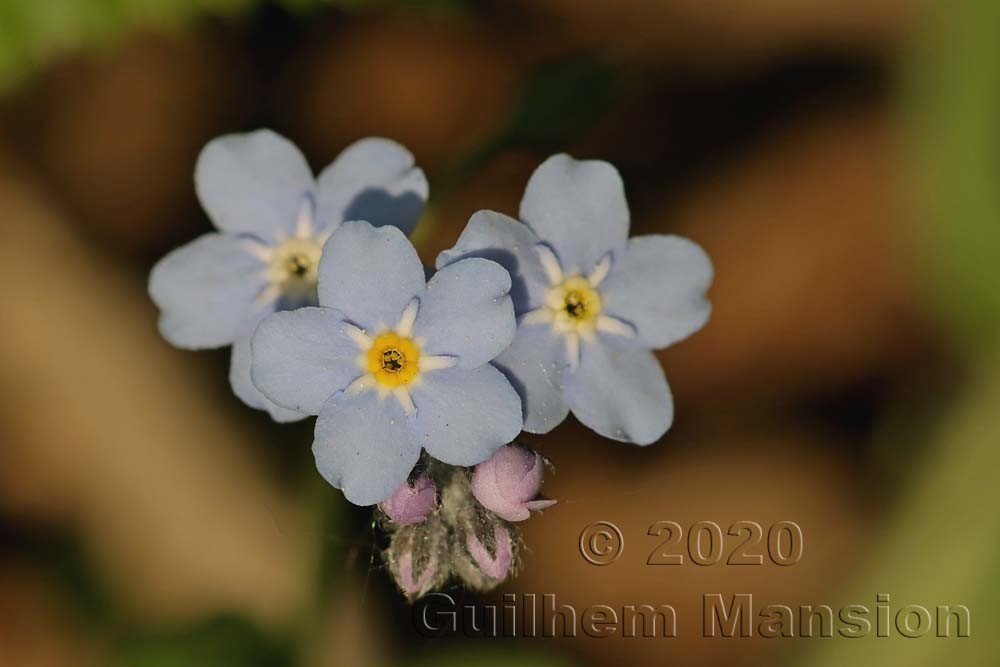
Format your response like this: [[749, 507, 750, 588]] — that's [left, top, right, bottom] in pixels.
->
[[384, 517, 449, 600], [466, 523, 513, 580]]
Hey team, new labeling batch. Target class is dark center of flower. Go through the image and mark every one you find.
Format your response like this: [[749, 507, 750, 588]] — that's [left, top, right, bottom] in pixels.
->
[[564, 291, 587, 319], [284, 254, 312, 279], [381, 348, 406, 373]]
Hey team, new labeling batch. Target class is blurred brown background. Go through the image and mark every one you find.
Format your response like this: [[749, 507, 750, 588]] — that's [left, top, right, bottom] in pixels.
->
[[4, 0, 995, 665]]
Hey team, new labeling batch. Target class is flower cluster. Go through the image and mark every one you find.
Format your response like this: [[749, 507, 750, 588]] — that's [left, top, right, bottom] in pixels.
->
[[149, 130, 712, 598]]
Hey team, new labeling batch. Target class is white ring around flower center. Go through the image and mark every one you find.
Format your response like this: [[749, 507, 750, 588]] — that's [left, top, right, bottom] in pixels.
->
[[519, 245, 634, 370], [243, 198, 333, 307], [339, 299, 456, 416]]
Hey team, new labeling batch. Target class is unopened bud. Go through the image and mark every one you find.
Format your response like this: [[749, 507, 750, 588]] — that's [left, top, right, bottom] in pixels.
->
[[379, 475, 437, 525], [471, 444, 556, 521], [385, 516, 449, 600]]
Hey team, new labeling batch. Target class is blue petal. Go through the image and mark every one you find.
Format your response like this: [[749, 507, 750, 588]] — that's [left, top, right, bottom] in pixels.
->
[[435, 210, 550, 314], [317, 221, 426, 331], [314, 390, 421, 505], [492, 324, 570, 434], [601, 235, 713, 349], [412, 258, 515, 369], [565, 337, 673, 445], [149, 233, 267, 349], [410, 365, 522, 466], [519, 154, 629, 274], [250, 307, 364, 415], [230, 331, 308, 422], [315, 138, 428, 237], [195, 130, 315, 242]]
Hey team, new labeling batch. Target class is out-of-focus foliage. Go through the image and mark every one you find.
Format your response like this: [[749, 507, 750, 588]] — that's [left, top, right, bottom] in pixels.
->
[[0, 0, 244, 90], [908, 0, 1000, 353], [800, 0, 1000, 664], [801, 356, 1000, 666], [117, 615, 295, 667], [500, 58, 617, 153], [0, 0, 469, 91], [414, 646, 575, 667], [0, 0, 986, 665], [445, 57, 617, 185]]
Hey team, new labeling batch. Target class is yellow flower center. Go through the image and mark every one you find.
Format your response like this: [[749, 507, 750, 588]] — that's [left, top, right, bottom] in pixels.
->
[[548, 276, 602, 332], [271, 238, 322, 295], [366, 332, 421, 387]]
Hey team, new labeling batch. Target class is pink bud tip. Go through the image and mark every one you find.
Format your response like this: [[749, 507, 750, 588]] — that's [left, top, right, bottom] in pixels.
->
[[379, 475, 437, 525], [397, 551, 437, 597], [467, 524, 513, 580]]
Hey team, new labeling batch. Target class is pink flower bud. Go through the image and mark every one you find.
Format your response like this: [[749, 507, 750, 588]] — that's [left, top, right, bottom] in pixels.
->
[[379, 476, 437, 525], [466, 523, 513, 580], [470, 444, 556, 522], [396, 551, 439, 598]]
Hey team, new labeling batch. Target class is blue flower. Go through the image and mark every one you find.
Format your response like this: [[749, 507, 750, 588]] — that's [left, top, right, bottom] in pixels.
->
[[148, 130, 428, 421], [250, 221, 522, 505], [437, 154, 713, 445]]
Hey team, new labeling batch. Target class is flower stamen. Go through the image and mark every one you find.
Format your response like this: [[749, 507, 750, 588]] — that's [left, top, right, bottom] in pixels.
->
[[564, 290, 588, 319], [258, 199, 326, 302], [382, 348, 405, 372], [366, 332, 421, 387], [268, 237, 323, 297], [547, 275, 602, 333]]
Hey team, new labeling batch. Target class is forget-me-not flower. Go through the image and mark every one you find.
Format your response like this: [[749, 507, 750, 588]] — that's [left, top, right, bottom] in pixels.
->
[[148, 130, 427, 421], [437, 154, 713, 445], [250, 221, 523, 505]]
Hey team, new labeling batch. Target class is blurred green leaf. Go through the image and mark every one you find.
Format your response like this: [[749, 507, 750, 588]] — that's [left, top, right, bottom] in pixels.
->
[[117, 615, 295, 667], [908, 0, 1000, 350], [413, 645, 575, 667], [506, 57, 618, 150], [799, 5, 1000, 664], [448, 56, 619, 184], [10, 527, 115, 630], [0, 0, 477, 92], [0, 0, 243, 91], [800, 350, 1000, 665]]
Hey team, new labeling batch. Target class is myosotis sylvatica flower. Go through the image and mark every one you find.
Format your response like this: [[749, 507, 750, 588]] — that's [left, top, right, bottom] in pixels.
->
[[250, 221, 523, 506], [438, 154, 713, 445], [148, 130, 427, 421], [148, 131, 711, 600]]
